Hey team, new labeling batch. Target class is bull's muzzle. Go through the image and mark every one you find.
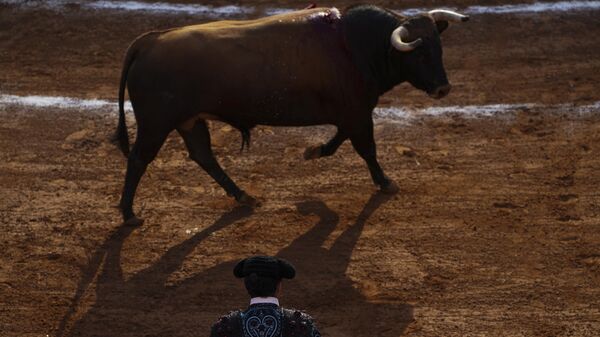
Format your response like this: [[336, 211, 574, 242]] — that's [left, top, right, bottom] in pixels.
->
[[429, 84, 452, 99]]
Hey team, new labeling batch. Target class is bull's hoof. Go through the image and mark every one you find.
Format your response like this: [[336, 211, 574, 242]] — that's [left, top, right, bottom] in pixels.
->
[[237, 193, 262, 208], [123, 216, 144, 227], [379, 180, 400, 195], [303, 145, 322, 160]]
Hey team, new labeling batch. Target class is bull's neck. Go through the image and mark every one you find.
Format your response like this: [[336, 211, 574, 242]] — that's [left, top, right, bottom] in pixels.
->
[[341, 8, 404, 98]]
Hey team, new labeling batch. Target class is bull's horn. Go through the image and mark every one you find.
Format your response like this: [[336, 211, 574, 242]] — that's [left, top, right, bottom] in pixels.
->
[[428, 9, 469, 22], [390, 26, 422, 52]]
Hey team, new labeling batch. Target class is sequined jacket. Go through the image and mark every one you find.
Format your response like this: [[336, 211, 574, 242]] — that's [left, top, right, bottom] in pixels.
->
[[210, 303, 321, 337]]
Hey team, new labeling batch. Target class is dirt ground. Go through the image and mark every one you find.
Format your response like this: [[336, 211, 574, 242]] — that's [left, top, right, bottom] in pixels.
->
[[1, 1, 600, 337]]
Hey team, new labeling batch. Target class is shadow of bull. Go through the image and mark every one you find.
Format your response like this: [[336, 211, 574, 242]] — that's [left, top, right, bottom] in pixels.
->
[[58, 192, 412, 337]]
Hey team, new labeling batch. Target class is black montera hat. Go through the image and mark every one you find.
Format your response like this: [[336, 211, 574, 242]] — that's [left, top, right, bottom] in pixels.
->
[[233, 256, 296, 279]]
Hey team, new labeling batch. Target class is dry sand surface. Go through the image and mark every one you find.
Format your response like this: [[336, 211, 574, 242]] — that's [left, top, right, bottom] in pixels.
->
[[1, 1, 600, 336]]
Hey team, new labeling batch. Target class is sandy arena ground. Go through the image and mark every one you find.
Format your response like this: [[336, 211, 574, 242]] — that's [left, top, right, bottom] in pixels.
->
[[1, 1, 600, 336]]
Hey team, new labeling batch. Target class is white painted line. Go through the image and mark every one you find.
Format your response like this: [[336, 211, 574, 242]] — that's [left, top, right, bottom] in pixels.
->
[[421, 103, 538, 116], [373, 104, 538, 120], [0, 0, 252, 16], [374, 102, 600, 120], [0, 94, 132, 111], [466, 1, 600, 14], [402, 1, 600, 16], [86, 1, 252, 17], [1, 93, 598, 121], [2, 1, 600, 17]]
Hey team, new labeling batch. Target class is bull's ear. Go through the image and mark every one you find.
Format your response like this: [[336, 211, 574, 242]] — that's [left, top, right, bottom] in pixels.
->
[[436, 20, 449, 34]]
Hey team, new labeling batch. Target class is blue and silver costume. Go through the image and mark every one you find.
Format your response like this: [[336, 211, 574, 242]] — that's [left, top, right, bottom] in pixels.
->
[[211, 303, 321, 337]]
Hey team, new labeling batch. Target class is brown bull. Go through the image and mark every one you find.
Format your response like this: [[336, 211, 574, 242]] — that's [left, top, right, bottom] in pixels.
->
[[115, 5, 469, 225]]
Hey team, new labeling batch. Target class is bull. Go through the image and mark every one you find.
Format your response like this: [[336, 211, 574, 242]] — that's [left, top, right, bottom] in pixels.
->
[[115, 5, 469, 225]]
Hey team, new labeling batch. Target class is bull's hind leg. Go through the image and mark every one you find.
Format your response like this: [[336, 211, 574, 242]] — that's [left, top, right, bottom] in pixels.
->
[[304, 130, 347, 160], [349, 121, 399, 194], [119, 129, 168, 225], [178, 120, 259, 207]]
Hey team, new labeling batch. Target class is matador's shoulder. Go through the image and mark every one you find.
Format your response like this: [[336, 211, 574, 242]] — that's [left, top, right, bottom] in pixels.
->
[[210, 310, 242, 337], [282, 309, 321, 337]]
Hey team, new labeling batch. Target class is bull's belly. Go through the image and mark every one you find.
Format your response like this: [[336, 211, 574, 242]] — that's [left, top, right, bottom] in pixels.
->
[[180, 108, 331, 131], [237, 105, 335, 126]]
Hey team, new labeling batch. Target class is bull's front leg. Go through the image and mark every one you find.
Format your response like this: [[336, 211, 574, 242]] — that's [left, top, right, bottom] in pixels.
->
[[304, 130, 347, 160], [348, 121, 399, 194]]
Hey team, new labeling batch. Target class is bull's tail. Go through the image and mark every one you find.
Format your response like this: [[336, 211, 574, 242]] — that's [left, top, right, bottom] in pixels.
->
[[113, 43, 137, 157]]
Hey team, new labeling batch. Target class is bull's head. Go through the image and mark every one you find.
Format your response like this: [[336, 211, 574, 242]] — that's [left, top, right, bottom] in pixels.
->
[[390, 10, 468, 99]]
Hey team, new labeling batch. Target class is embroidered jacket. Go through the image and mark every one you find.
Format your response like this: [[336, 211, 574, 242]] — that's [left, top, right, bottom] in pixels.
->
[[210, 303, 321, 337]]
